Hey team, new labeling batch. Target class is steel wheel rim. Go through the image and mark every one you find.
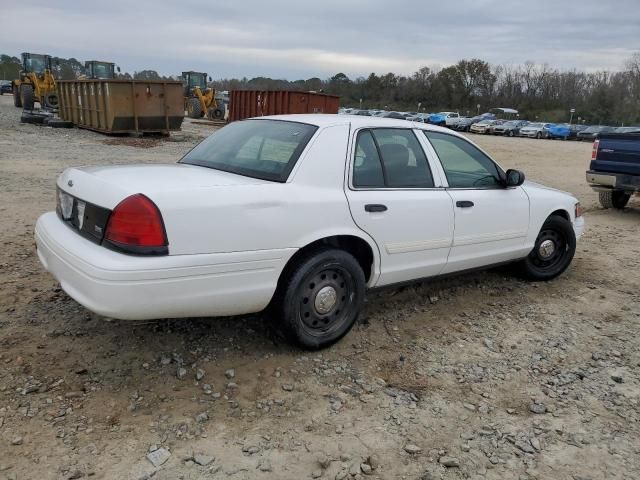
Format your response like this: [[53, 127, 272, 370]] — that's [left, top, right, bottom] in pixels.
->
[[298, 266, 355, 337], [530, 228, 567, 270]]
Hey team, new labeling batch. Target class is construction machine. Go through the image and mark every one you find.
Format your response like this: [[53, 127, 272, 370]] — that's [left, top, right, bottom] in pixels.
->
[[182, 71, 224, 120], [12, 52, 58, 110], [84, 61, 120, 79]]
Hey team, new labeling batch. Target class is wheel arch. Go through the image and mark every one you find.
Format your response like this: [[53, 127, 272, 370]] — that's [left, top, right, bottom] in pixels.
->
[[549, 208, 570, 221], [277, 233, 380, 289]]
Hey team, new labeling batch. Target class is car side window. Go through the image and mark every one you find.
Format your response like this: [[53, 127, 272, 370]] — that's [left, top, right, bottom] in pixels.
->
[[423, 131, 502, 188], [353, 129, 434, 188], [353, 131, 385, 187]]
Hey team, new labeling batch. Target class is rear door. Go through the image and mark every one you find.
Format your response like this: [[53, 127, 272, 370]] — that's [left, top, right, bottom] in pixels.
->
[[345, 128, 454, 286], [422, 131, 530, 273]]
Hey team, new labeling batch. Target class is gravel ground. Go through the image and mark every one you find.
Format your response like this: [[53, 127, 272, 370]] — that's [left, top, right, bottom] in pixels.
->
[[1, 94, 639, 480]]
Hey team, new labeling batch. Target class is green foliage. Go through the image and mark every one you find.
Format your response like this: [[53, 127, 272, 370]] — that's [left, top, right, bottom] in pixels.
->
[[0, 55, 20, 81]]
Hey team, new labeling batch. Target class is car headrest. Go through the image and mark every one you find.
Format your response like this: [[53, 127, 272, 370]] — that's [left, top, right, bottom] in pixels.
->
[[379, 143, 409, 166]]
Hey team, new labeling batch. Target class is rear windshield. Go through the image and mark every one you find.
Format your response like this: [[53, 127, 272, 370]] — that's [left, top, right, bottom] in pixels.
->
[[180, 119, 318, 182]]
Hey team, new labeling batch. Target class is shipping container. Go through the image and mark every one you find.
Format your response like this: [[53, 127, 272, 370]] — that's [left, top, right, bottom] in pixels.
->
[[229, 90, 339, 122], [57, 79, 184, 134]]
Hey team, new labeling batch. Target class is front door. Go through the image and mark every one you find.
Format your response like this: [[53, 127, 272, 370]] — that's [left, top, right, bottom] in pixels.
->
[[422, 130, 530, 273], [345, 127, 454, 286]]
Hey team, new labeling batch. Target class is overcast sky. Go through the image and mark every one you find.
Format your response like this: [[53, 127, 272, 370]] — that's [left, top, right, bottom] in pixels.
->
[[2, 0, 639, 79]]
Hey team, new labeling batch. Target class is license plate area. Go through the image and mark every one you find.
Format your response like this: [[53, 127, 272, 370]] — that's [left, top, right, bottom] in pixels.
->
[[56, 188, 111, 244]]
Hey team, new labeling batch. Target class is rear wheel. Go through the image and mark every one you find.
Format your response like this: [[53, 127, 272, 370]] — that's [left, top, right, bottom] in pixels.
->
[[508, 130, 514, 137], [13, 85, 22, 107], [518, 215, 576, 281], [186, 98, 202, 118], [599, 190, 630, 209], [273, 248, 365, 349]]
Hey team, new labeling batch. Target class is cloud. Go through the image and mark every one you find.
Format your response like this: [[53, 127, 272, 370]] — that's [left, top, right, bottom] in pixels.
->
[[0, 0, 638, 79]]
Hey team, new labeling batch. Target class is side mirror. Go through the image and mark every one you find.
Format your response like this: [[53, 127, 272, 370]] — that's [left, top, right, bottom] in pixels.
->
[[505, 169, 525, 187], [117, 66, 121, 73], [208, 76, 212, 82]]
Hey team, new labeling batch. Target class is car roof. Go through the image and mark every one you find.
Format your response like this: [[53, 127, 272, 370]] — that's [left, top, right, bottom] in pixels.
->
[[257, 114, 463, 136]]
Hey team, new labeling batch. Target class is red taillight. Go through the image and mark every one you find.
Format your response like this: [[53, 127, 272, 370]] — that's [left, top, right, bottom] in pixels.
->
[[104, 194, 167, 254], [591, 139, 599, 160]]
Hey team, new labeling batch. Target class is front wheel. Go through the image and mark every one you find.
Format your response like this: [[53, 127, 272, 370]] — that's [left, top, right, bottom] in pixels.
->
[[518, 216, 576, 281], [273, 248, 365, 349], [535, 132, 542, 139]]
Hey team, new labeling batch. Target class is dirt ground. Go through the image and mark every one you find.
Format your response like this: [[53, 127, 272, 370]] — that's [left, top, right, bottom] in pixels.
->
[[1, 94, 639, 480]]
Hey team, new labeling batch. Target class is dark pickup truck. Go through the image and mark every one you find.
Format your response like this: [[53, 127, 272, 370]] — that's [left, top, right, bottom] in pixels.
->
[[586, 131, 640, 209]]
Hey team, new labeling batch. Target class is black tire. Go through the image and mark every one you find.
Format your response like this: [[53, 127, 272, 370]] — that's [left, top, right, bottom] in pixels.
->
[[20, 112, 46, 124], [43, 92, 59, 109], [509, 130, 514, 137], [599, 190, 630, 209], [48, 118, 74, 129], [535, 132, 542, 139], [20, 84, 35, 110], [186, 98, 203, 118], [210, 107, 224, 120], [518, 215, 576, 281], [272, 248, 365, 349], [13, 86, 22, 108]]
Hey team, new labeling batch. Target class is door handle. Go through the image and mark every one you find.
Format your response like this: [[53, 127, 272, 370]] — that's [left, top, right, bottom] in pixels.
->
[[365, 204, 387, 213], [456, 200, 474, 208]]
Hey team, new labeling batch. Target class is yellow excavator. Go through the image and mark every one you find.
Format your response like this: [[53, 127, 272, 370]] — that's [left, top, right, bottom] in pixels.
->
[[182, 71, 224, 120], [12, 52, 58, 110]]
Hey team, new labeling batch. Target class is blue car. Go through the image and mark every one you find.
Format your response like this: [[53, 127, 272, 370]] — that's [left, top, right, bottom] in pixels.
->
[[546, 124, 571, 140], [426, 113, 446, 126]]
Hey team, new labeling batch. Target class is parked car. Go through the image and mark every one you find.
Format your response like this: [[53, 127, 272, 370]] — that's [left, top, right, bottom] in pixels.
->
[[487, 120, 506, 134], [446, 116, 469, 129], [426, 112, 446, 126], [35, 115, 584, 349], [519, 122, 553, 139], [470, 119, 499, 134], [0, 80, 12, 95], [453, 113, 495, 132], [569, 124, 589, 139], [577, 125, 615, 141], [546, 124, 571, 140], [380, 111, 409, 120], [492, 120, 529, 137], [405, 114, 428, 123], [586, 130, 640, 209], [439, 112, 460, 127]]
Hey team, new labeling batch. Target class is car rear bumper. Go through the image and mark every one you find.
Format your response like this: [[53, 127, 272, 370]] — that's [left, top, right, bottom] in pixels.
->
[[35, 212, 295, 320], [586, 170, 640, 192]]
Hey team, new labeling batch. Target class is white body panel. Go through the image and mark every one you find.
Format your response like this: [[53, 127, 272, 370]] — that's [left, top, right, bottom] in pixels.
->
[[35, 114, 584, 321]]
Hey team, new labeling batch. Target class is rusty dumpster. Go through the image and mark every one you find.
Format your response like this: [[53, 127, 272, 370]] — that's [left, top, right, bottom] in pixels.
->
[[229, 90, 339, 122], [57, 79, 184, 134]]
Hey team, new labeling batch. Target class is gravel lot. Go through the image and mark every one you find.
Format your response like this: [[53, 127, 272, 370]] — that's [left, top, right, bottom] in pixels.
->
[[1, 94, 639, 480]]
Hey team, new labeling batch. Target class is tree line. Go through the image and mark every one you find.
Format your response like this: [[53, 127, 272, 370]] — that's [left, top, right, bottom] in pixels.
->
[[212, 55, 640, 126], [2, 52, 639, 125]]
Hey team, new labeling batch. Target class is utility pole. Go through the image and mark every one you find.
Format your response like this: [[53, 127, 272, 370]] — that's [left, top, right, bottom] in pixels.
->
[[569, 108, 575, 125]]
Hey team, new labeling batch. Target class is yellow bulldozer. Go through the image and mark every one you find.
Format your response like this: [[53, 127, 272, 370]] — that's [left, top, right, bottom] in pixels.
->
[[182, 71, 224, 120], [12, 52, 58, 110]]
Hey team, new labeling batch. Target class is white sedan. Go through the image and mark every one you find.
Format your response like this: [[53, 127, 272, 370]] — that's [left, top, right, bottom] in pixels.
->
[[35, 115, 584, 349]]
